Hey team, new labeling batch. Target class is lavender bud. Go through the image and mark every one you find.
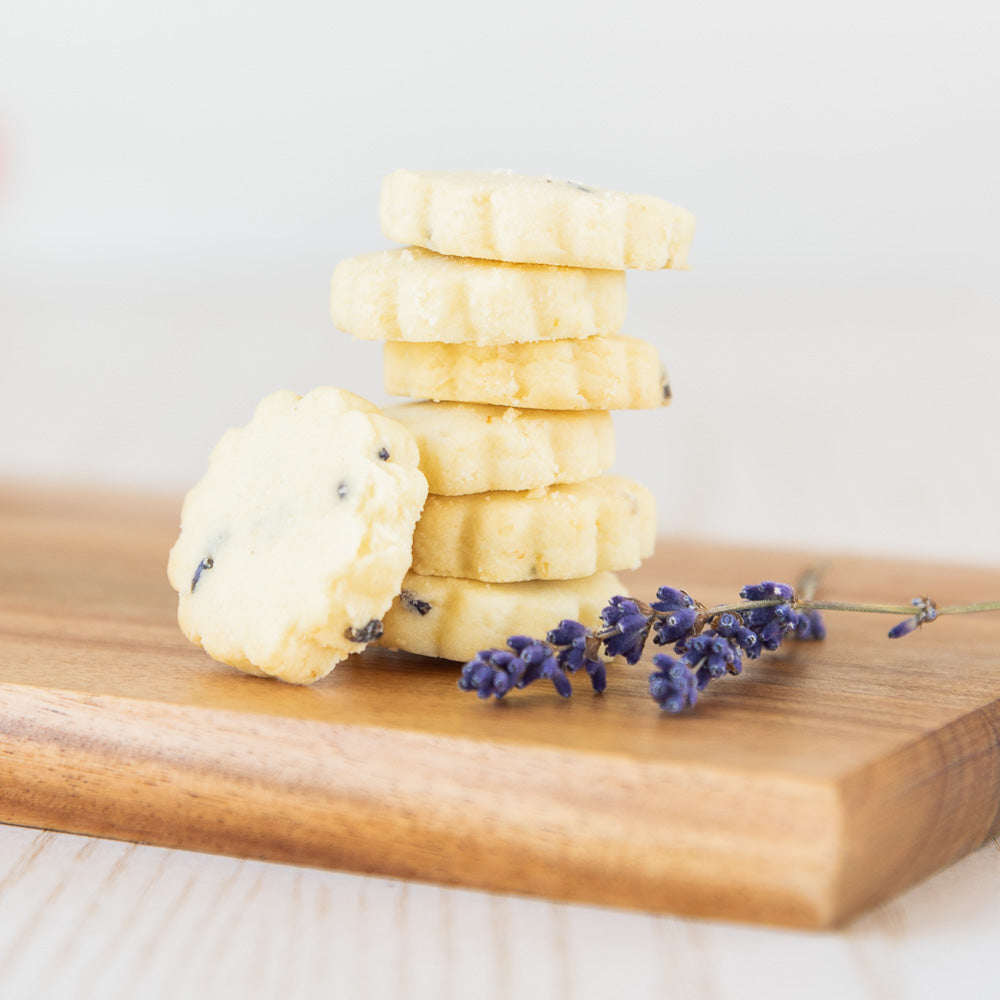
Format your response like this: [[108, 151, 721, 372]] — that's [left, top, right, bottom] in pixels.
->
[[741, 581, 795, 603], [540, 656, 573, 698], [601, 596, 651, 664], [888, 616, 919, 639], [795, 609, 826, 641], [585, 657, 607, 693], [555, 641, 585, 674], [492, 670, 513, 696], [694, 663, 714, 690], [652, 607, 698, 645], [758, 619, 786, 650], [507, 635, 535, 654], [547, 619, 589, 645], [649, 654, 699, 712], [651, 587, 696, 613]]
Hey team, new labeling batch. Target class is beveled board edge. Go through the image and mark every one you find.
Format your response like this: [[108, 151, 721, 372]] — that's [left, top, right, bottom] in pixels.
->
[[833, 699, 1000, 923], [0, 682, 848, 928]]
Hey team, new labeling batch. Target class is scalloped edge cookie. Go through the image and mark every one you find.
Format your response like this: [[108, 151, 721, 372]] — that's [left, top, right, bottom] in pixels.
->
[[166, 387, 428, 684], [380, 169, 695, 270], [411, 475, 656, 582], [383, 400, 615, 495], [377, 570, 623, 662], [384, 334, 670, 411], [331, 246, 626, 345]]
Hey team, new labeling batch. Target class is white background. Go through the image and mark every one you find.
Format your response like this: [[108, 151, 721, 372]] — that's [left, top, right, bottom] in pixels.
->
[[2, 0, 999, 565]]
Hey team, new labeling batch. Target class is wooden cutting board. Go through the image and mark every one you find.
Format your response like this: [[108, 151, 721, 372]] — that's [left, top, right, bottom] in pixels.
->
[[1, 482, 998, 929]]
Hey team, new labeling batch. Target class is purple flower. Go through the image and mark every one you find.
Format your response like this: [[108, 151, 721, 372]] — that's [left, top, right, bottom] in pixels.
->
[[547, 619, 607, 692], [510, 637, 567, 694], [459, 618, 610, 701], [458, 638, 572, 699], [461, 577, 835, 711], [547, 619, 588, 648], [682, 630, 743, 682], [713, 611, 760, 658], [584, 657, 607, 693], [652, 607, 698, 646], [650, 586, 696, 613], [888, 616, 919, 638], [738, 583, 803, 652], [888, 598, 937, 639], [740, 581, 795, 603], [795, 609, 826, 640], [600, 596, 651, 664], [458, 648, 523, 699], [649, 654, 699, 712], [648, 611, 752, 710]]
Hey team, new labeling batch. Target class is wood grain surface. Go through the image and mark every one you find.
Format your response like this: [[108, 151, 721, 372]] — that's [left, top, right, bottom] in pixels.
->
[[1, 482, 998, 929]]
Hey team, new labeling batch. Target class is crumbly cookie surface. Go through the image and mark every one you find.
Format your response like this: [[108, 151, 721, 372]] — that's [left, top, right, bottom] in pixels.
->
[[378, 570, 623, 662], [411, 475, 656, 582], [331, 246, 626, 345], [383, 335, 670, 411], [166, 388, 428, 683], [379, 169, 695, 270], [383, 400, 614, 495]]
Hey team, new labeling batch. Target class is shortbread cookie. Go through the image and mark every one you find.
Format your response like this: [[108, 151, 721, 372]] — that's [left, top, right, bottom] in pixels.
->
[[166, 388, 428, 684], [383, 401, 615, 495], [378, 570, 622, 662], [331, 246, 626, 345], [380, 169, 695, 270], [411, 476, 656, 582], [384, 335, 670, 410]]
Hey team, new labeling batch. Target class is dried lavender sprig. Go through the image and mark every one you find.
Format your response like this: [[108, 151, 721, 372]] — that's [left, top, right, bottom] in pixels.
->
[[457, 579, 1000, 708], [457, 580, 811, 704]]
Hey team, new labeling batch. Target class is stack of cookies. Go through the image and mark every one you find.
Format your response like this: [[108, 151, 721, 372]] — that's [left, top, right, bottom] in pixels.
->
[[331, 169, 695, 663]]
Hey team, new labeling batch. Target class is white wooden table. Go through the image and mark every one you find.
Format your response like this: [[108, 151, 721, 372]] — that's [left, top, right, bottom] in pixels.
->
[[0, 822, 996, 999]]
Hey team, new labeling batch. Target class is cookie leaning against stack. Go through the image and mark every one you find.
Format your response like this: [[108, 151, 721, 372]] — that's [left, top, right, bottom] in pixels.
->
[[166, 388, 428, 683], [331, 169, 695, 663]]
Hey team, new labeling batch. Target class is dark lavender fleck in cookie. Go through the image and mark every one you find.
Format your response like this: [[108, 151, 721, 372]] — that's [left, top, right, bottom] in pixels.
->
[[345, 619, 384, 643], [191, 556, 214, 593], [401, 590, 432, 616]]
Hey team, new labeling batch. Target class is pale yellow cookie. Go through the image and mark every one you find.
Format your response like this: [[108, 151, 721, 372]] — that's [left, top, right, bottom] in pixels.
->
[[378, 570, 622, 662], [410, 475, 655, 582], [382, 400, 615, 495], [330, 246, 626, 345], [384, 335, 670, 411], [380, 169, 695, 270], [166, 388, 428, 684]]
